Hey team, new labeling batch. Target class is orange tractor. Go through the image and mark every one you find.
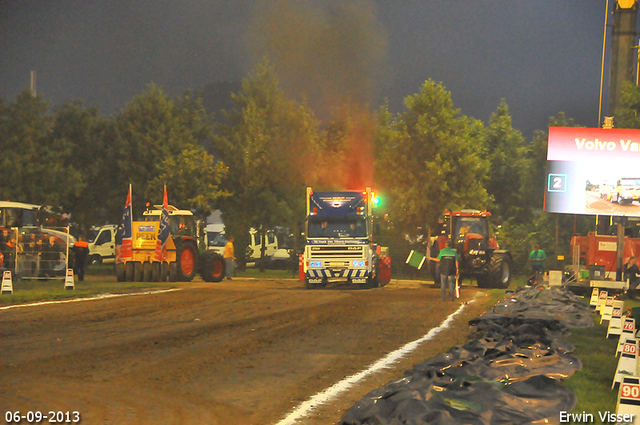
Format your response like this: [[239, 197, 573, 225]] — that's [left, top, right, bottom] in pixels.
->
[[430, 209, 512, 288]]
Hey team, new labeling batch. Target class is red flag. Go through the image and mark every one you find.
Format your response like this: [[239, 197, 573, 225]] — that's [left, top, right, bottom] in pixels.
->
[[116, 184, 133, 262], [154, 185, 170, 262]]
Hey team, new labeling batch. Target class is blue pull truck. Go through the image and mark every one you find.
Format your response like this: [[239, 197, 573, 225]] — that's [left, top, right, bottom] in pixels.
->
[[303, 187, 381, 288]]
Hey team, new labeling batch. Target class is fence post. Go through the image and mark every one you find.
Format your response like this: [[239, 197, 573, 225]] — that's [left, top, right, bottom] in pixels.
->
[[66, 226, 70, 271]]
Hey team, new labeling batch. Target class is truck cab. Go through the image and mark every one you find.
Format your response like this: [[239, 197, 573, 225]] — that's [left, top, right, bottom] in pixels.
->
[[205, 223, 226, 255], [205, 224, 292, 268], [303, 187, 379, 288], [612, 177, 640, 205], [88, 225, 117, 265]]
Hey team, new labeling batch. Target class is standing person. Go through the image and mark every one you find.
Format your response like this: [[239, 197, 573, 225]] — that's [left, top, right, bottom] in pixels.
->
[[41, 235, 60, 278], [72, 237, 90, 282], [3, 234, 16, 271], [528, 243, 546, 283], [429, 238, 459, 301], [624, 257, 640, 300], [223, 236, 235, 280]]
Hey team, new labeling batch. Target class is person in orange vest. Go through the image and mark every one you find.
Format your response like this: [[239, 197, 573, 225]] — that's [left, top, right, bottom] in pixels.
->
[[72, 236, 90, 281], [3, 234, 16, 270]]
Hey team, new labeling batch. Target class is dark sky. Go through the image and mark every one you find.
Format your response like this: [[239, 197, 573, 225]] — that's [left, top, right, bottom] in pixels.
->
[[0, 0, 624, 138]]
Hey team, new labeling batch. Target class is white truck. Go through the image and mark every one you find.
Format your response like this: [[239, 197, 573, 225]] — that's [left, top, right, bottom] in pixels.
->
[[88, 225, 117, 265], [205, 224, 293, 268]]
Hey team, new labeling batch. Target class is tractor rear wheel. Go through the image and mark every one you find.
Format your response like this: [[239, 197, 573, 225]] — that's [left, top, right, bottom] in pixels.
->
[[487, 255, 511, 289], [177, 243, 197, 281], [201, 251, 225, 282]]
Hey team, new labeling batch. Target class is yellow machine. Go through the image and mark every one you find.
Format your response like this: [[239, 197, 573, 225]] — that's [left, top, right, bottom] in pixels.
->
[[115, 205, 225, 282]]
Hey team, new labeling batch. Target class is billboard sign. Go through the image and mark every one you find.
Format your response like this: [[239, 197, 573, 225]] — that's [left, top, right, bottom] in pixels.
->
[[545, 126, 640, 217]]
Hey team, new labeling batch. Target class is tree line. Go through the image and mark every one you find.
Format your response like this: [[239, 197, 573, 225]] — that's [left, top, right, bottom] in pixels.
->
[[4, 60, 630, 274]]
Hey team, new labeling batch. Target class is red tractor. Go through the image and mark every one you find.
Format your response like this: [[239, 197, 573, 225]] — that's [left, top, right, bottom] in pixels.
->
[[430, 209, 512, 288]]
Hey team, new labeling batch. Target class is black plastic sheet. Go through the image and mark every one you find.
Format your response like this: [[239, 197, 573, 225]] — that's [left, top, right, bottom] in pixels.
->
[[339, 287, 589, 425]]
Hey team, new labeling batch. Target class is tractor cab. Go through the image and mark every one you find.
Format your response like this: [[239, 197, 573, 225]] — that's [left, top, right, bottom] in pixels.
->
[[450, 215, 489, 252], [440, 209, 495, 251]]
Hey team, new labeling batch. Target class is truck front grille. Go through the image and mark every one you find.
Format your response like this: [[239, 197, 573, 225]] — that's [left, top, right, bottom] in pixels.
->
[[308, 246, 364, 259]]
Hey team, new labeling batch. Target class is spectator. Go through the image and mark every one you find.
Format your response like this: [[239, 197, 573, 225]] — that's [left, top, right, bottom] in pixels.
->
[[528, 243, 546, 283], [624, 257, 640, 300], [72, 237, 90, 282], [4, 235, 16, 270], [42, 235, 61, 277], [224, 236, 235, 280]]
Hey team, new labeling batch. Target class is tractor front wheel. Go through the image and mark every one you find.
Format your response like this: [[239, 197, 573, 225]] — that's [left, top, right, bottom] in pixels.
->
[[476, 274, 490, 288], [487, 255, 511, 289], [201, 251, 225, 282]]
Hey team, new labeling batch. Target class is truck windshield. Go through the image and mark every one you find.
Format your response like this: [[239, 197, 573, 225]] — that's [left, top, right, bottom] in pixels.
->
[[620, 179, 640, 186], [454, 217, 487, 239], [0, 207, 39, 228], [207, 232, 228, 247], [88, 228, 100, 243], [307, 217, 367, 238], [143, 214, 196, 237]]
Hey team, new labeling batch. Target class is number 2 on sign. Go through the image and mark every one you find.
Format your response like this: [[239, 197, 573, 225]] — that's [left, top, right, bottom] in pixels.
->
[[622, 384, 640, 399]]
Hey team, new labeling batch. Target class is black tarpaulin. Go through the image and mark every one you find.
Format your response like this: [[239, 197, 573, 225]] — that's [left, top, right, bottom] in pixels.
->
[[339, 286, 590, 425]]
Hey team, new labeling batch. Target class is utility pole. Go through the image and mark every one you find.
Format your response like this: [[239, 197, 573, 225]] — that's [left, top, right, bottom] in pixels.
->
[[608, 0, 638, 116], [602, 1, 638, 281], [30, 70, 36, 97], [599, 0, 610, 126]]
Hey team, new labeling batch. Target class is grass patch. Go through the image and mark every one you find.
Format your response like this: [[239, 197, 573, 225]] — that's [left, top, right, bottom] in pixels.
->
[[0, 275, 174, 306], [86, 264, 116, 275], [561, 298, 640, 424], [465, 283, 640, 424], [562, 316, 620, 424]]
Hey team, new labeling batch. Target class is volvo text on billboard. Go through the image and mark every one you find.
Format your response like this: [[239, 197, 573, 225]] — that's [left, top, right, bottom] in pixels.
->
[[546, 126, 640, 217]]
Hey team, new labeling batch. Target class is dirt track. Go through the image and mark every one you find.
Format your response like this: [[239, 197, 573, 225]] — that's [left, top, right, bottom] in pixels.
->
[[0, 278, 495, 425]]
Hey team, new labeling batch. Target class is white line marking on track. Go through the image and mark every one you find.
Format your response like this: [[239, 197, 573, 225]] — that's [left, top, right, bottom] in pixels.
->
[[0, 288, 182, 311], [274, 298, 476, 425]]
